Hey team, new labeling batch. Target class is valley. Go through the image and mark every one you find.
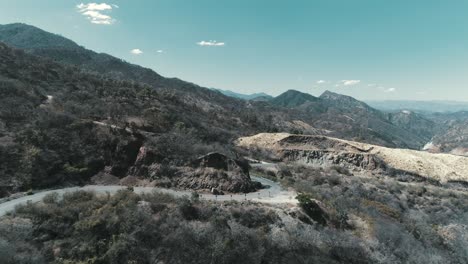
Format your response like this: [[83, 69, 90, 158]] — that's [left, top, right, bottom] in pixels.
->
[[0, 22, 467, 264]]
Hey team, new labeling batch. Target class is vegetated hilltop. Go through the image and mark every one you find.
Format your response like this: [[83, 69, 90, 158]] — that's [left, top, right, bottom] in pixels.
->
[[270, 89, 321, 107], [237, 133, 468, 183]]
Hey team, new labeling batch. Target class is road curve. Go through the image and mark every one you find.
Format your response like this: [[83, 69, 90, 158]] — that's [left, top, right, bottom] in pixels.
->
[[0, 175, 297, 217]]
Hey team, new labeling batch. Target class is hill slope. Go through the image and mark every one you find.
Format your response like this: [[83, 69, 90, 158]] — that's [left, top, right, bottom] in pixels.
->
[[1, 42, 279, 195], [270, 89, 321, 108], [269, 90, 433, 149]]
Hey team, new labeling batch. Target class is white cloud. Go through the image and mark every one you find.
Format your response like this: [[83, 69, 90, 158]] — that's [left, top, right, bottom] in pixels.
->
[[197, 40, 225, 46], [156, 50, 164, 53], [77, 3, 112, 11], [130, 49, 143, 55], [317, 80, 326, 84], [341, 80, 361, 86], [77, 3, 117, 25]]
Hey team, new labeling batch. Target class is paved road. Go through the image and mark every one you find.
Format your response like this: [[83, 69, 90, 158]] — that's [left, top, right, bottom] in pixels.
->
[[0, 174, 297, 217]]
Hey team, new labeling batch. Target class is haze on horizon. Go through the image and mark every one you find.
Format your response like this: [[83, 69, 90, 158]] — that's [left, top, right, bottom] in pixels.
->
[[1, 0, 467, 101]]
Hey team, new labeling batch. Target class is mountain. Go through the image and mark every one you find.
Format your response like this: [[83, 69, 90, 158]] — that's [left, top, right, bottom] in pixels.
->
[[0, 24, 460, 179], [270, 89, 321, 108], [268, 90, 433, 149], [419, 111, 468, 156], [367, 100, 468, 113], [0, 23, 170, 88], [213, 89, 273, 100], [431, 119, 468, 156], [388, 110, 439, 144], [320, 90, 373, 110], [0, 23, 79, 49]]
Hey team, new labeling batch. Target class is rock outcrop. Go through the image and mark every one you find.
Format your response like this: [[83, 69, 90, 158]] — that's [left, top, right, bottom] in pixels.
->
[[177, 152, 257, 193], [281, 150, 386, 171], [237, 133, 468, 183], [121, 150, 258, 193]]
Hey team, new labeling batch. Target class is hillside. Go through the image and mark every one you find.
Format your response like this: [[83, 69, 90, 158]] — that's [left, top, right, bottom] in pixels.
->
[[0, 41, 278, 195], [388, 110, 439, 143], [0, 23, 79, 49], [269, 90, 432, 149], [0, 23, 436, 150], [431, 119, 468, 156]]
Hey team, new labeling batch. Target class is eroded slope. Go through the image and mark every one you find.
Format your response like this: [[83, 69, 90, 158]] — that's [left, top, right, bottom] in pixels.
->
[[237, 133, 468, 183]]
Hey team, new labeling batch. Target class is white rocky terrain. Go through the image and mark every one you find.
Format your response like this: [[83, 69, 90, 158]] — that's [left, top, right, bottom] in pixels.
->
[[237, 133, 468, 183]]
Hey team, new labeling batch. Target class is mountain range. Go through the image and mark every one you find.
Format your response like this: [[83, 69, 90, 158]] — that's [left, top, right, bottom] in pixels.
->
[[367, 100, 468, 113], [1, 23, 467, 196], [0, 23, 431, 148], [213, 88, 273, 101]]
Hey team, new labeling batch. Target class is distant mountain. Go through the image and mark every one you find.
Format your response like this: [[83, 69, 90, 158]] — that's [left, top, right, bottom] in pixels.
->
[[421, 111, 468, 156], [388, 110, 439, 144], [270, 89, 320, 108], [366, 100, 468, 113], [213, 89, 273, 100], [268, 90, 434, 149], [431, 119, 468, 156], [320, 90, 374, 111]]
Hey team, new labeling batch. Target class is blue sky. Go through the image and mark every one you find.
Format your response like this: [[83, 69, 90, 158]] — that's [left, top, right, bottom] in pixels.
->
[[1, 0, 468, 101]]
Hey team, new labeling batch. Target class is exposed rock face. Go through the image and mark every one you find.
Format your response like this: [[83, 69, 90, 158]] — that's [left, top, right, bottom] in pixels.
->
[[281, 150, 386, 171], [109, 136, 144, 177], [178, 152, 256, 193], [237, 133, 468, 183], [121, 150, 257, 193], [192, 152, 249, 175]]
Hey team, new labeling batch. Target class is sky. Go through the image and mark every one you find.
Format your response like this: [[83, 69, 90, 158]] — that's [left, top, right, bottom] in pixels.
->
[[1, 0, 468, 101]]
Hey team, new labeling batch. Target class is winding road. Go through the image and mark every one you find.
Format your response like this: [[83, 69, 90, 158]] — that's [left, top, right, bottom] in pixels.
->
[[0, 166, 297, 217]]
